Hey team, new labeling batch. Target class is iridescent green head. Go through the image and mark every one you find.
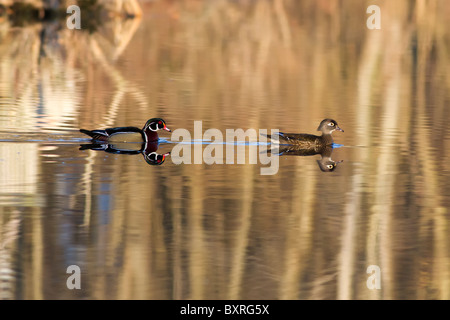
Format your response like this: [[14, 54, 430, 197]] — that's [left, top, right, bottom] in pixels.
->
[[144, 151, 170, 166], [143, 118, 171, 132]]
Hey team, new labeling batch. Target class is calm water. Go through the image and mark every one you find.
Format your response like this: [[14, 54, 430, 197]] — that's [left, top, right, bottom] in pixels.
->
[[0, 0, 449, 300]]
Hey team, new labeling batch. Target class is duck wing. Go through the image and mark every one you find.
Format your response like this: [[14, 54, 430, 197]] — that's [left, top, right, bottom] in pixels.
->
[[261, 132, 319, 146], [80, 129, 109, 141], [104, 126, 142, 136], [80, 126, 141, 141]]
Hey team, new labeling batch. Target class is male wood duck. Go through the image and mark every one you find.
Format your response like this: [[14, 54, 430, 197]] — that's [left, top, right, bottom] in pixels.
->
[[269, 144, 343, 172], [263, 119, 343, 150], [143, 150, 171, 166], [80, 118, 171, 143], [141, 140, 171, 166]]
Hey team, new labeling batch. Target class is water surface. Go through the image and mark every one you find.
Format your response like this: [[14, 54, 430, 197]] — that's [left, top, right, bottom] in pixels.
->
[[0, 0, 449, 300]]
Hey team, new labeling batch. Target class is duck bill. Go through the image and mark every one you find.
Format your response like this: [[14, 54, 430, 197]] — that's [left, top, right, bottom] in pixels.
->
[[164, 127, 172, 132], [336, 126, 344, 132], [161, 152, 171, 162]]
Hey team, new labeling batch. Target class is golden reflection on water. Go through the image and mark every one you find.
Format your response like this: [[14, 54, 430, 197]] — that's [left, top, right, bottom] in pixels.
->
[[0, 0, 450, 300]]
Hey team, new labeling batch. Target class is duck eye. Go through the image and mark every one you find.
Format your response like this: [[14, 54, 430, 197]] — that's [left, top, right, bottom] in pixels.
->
[[329, 122, 335, 126], [327, 164, 334, 169]]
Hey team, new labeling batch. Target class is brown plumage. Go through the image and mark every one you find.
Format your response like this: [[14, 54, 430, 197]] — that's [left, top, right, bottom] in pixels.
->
[[262, 119, 343, 149], [270, 144, 343, 172]]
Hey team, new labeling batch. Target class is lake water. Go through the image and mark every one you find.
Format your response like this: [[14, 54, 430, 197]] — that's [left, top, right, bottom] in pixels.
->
[[0, 0, 449, 300]]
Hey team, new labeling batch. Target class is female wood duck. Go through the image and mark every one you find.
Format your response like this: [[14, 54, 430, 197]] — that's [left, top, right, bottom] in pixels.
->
[[269, 144, 343, 172], [263, 118, 343, 149], [80, 118, 171, 143]]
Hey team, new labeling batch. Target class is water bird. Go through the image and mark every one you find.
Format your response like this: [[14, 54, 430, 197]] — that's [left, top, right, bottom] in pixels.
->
[[79, 140, 171, 166], [80, 118, 171, 143], [263, 118, 344, 150], [271, 145, 343, 172]]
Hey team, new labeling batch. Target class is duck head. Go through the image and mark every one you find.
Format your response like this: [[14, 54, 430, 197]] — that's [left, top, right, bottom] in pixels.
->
[[317, 158, 343, 172], [143, 118, 172, 133], [317, 119, 344, 135], [144, 151, 170, 166]]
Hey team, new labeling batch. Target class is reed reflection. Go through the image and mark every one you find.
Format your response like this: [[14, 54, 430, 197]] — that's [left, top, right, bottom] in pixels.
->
[[1, 0, 449, 301]]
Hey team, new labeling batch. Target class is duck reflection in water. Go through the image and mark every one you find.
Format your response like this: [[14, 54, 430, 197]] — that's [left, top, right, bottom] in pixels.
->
[[268, 144, 343, 172], [263, 119, 344, 172], [79, 141, 171, 166]]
